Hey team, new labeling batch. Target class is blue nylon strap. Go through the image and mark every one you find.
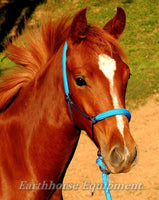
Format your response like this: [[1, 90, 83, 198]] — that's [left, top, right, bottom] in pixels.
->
[[62, 42, 69, 95], [95, 108, 131, 122], [96, 156, 112, 200]]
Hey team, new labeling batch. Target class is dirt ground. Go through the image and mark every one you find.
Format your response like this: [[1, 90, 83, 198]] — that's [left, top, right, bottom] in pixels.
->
[[63, 94, 159, 200]]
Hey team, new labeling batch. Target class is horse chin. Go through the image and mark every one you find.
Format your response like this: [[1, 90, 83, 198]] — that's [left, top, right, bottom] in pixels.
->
[[102, 160, 131, 174]]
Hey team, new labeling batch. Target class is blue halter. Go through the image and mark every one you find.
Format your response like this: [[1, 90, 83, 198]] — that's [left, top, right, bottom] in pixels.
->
[[62, 41, 131, 200], [62, 41, 131, 126]]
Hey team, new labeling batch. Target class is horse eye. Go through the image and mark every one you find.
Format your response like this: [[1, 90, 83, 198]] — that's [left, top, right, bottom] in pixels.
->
[[75, 77, 87, 86]]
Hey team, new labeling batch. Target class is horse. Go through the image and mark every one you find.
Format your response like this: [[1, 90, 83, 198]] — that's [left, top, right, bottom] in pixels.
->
[[0, 7, 137, 200]]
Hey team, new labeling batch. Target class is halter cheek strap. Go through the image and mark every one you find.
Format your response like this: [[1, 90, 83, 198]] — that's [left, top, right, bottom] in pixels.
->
[[62, 42, 70, 95]]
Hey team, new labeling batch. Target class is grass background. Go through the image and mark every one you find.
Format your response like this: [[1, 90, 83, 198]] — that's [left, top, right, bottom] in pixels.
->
[[0, 0, 159, 108]]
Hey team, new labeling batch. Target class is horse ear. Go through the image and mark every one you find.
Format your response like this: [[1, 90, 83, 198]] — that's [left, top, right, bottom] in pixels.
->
[[103, 7, 126, 39], [70, 7, 88, 42]]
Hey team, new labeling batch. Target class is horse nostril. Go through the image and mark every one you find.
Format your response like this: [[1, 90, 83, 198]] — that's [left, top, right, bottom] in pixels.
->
[[132, 146, 138, 164], [109, 147, 124, 167]]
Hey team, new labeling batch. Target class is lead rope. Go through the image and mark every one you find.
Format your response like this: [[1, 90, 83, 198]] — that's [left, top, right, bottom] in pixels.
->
[[96, 151, 112, 200]]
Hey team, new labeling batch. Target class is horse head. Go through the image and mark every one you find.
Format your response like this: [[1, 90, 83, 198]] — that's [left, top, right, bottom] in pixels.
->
[[64, 7, 137, 174]]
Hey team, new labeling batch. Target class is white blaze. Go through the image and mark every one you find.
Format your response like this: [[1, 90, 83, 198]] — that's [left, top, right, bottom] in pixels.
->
[[98, 54, 124, 137]]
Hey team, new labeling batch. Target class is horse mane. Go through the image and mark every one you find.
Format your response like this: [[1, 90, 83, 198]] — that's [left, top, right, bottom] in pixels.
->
[[0, 17, 70, 111], [0, 14, 125, 112]]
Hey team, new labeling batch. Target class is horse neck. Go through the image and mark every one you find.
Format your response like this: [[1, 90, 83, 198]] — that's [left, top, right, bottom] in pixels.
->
[[0, 45, 80, 197], [28, 46, 80, 182]]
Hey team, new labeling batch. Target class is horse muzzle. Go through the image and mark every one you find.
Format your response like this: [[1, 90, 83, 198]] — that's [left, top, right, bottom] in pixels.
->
[[100, 142, 138, 174]]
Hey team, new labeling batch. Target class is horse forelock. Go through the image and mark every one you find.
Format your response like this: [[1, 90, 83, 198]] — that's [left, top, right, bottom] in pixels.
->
[[81, 26, 126, 60]]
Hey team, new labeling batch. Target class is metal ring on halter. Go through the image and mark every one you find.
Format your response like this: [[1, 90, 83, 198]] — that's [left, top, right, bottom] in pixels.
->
[[90, 116, 98, 125]]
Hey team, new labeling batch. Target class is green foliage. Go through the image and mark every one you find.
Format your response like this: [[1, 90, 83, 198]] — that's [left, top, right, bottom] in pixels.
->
[[1, 0, 159, 108]]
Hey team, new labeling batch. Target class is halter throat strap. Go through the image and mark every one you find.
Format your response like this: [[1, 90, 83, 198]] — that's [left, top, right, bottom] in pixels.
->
[[62, 42, 131, 145]]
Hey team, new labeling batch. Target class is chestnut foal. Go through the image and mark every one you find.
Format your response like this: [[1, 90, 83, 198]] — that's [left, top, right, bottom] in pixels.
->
[[0, 7, 137, 200]]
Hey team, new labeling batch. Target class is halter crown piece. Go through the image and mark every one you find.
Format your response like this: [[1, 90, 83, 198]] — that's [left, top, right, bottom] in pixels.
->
[[62, 42, 131, 200]]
